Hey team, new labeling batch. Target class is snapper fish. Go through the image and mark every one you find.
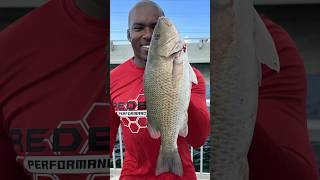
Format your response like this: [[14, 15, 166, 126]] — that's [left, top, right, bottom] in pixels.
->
[[144, 16, 198, 177], [211, 0, 280, 179]]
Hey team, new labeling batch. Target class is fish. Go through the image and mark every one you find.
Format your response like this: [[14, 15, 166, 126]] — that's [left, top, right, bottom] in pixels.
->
[[210, 0, 280, 179], [143, 16, 198, 177]]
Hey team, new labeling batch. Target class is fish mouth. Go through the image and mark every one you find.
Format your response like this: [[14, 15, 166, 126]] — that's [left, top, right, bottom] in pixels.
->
[[159, 17, 172, 27]]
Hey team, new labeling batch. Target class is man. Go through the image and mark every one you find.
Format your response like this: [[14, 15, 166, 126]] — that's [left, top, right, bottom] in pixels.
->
[[0, 0, 108, 179], [109, 1, 210, 180]]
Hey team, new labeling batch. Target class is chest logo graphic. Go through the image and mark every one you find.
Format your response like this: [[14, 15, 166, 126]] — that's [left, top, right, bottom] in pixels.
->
[[114, 94, 148, 133], [11, 102, 109, 180]]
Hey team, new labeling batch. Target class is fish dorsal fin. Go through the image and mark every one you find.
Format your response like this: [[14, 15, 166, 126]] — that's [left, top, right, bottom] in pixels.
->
[[254, 9, 280, 73]]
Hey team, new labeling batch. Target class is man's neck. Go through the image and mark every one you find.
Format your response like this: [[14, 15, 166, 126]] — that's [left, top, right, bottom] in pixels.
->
[[133, 57, 146, 68], [75, 0, 107, 21]]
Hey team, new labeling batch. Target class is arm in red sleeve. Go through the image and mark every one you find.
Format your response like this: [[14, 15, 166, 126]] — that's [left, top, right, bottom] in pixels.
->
[[186, 68, 210, 148], [248, 15, 319, 180], [0, 118, 31, 180], [109, 103, 120, 156]]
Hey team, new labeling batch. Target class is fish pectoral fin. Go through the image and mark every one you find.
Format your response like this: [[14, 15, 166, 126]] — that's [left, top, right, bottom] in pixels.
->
[[189, 64, 198, 84], [178, 113, 188, 137], [147, 122, 160, 139], [254, 8, 280, 73]]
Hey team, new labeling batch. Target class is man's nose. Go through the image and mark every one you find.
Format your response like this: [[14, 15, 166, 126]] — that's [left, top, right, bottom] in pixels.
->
[[143, 27, 153, 41]]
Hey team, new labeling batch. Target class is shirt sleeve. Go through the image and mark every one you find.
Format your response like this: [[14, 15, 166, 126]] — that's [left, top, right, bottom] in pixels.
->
[[109, 102, 120, 156], [0, 33, 31, 180], [185, 68, 210, 148], [247, 15, 319, 180], [0, 117, 31, 180]]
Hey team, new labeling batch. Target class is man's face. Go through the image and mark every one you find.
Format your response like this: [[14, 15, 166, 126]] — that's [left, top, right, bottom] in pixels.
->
[[128, 5, 163, 63]]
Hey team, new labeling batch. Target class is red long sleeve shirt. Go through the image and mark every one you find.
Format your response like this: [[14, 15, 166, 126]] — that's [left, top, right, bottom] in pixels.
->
[[110, 58, 210, 180], [247, 15, 319, 180], [0, 0, 108, 179]]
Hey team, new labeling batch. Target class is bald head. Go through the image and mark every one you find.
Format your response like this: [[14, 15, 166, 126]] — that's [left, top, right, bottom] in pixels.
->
[[126, 0, 165, 67], [128, 0, 164, 28]]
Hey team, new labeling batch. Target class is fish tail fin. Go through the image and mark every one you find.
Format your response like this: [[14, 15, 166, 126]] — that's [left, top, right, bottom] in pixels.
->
[[156, 147, 183, 177]]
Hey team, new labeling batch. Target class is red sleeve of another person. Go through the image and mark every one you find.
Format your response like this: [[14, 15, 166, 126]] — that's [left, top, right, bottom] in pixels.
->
[[247, 15, 319, 180]]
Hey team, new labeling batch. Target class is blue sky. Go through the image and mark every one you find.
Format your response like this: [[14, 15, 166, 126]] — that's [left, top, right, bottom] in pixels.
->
[[110, 0, 210, 40]]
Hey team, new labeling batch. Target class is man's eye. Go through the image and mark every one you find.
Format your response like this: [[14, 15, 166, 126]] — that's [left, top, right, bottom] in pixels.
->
[[133, 26, 143, 31]]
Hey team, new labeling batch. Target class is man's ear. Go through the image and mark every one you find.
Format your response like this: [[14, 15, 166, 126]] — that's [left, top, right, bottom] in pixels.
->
[[127, 29, 131, 42]]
